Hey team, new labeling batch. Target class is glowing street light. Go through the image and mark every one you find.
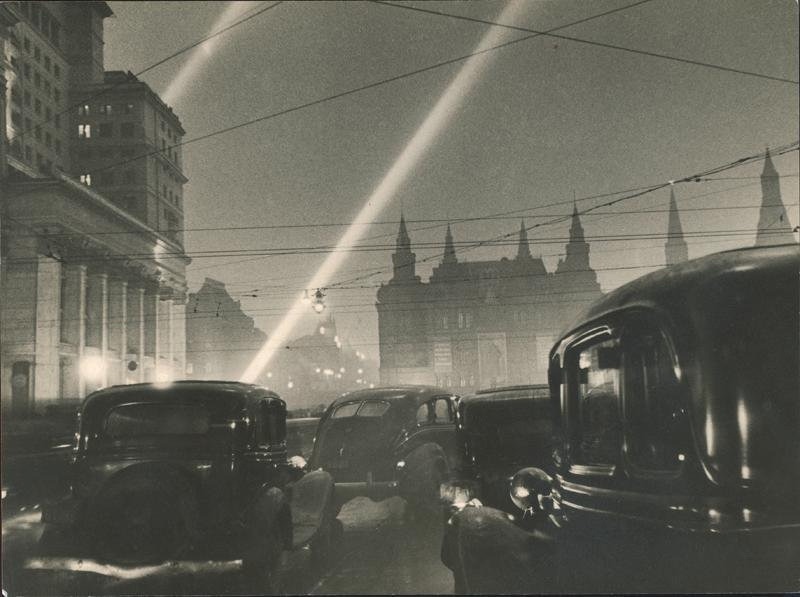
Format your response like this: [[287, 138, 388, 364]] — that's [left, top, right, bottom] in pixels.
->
[[312, 289, 326, 313]]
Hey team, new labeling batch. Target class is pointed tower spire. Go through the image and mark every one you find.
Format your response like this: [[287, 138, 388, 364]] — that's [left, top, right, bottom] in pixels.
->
[[392, 211, 417, 281], [755, 147, 795, 247], [515, 219, 532, 260], [442, 223, 457, 265], [665, 187, 688, 265], [556, 202, 593, 275], [569, 202, 585, 243], [397, 212, 411, 250]]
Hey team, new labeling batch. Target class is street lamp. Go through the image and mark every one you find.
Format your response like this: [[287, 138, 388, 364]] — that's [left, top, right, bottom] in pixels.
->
[[312, 288, 326, 313]]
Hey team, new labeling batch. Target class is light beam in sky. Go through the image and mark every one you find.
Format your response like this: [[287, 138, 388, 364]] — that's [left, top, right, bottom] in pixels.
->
[[240, 0, 529, 384], [162, 1, 261, 106]]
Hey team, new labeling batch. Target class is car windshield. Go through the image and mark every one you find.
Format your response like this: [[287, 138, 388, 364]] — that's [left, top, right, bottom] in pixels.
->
[[103, 403, 211, 437]]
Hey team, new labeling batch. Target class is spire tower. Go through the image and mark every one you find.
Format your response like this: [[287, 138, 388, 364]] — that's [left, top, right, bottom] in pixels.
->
[[665, 187, 688, 265], [515, 219, 532, 260], [755, 148, 795, 247], [391, 212, 417, 281], [442, 223, 457, 265]]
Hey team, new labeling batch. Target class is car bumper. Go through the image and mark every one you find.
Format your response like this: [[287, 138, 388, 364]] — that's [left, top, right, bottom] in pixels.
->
[[334, 479, 398, 503]]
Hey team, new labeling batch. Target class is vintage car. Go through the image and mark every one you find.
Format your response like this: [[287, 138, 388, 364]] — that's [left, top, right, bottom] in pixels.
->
[[440, 385, 552, 514], [309, 386, 459, 514], [41, 381, 340, 586], [442, 244, 800, 594]]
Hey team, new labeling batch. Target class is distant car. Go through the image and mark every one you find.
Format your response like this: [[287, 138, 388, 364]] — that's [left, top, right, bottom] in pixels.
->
[[41, 381, 340, 587], [442, 244, 800, 594], [309, 386, 459, 515], [440, 385, 553, 515]]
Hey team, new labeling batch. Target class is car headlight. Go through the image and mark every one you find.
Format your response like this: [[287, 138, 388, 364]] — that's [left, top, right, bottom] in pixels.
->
[[509, 467, 561, 518]]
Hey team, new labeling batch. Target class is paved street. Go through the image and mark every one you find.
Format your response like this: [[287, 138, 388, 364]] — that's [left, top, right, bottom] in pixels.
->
[[2, 494, 452, 596]]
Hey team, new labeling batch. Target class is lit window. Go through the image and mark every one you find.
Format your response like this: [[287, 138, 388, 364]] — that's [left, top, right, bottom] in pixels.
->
[[78, 124, 91, 138], [78, 104, 90, 116], [80, 174, 92, 186], [125, 103, 134, 114]]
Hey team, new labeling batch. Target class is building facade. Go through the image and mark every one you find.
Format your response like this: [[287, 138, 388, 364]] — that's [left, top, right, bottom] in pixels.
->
[[1, 2, 189, 415], [377, 211, 603, 392], [185, 278, 267, 381]]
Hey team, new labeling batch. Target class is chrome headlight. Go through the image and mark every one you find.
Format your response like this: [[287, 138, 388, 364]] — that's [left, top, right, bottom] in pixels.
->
[[509, 467, 561, 518]]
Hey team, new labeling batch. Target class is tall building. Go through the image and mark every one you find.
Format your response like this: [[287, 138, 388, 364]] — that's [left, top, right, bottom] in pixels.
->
[[185, 278, 267, 381], [69, 70, 187, 245], [3, 1, 85, 177], [1, 2, 189, 415], [665, 187, 688, 265], [377, 211, 603, 391], [755, 148, 796, 247]]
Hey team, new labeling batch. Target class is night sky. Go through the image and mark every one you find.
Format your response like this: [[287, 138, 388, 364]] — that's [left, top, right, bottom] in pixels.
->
[[103, 0, 799, 361]]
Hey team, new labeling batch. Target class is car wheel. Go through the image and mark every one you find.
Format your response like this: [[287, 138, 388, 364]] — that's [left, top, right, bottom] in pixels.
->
[[93, 472, 198, 566]]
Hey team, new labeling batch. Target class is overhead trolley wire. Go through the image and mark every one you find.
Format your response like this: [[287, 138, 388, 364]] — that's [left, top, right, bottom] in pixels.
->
[[372, 0, 800, 85]]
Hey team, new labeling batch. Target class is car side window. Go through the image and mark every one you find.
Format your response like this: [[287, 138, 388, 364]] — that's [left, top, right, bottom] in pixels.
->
[[566, 332, 622, 469], [417, 398, 453, 425], [332, 402, 360, 419], [434, 397, 452, 424], [416, 402, 432, 425], [622, 317, 685, 474]]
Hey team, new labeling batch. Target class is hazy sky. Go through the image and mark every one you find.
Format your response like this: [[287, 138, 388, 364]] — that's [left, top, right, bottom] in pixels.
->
[[104, 0, 799, 360]]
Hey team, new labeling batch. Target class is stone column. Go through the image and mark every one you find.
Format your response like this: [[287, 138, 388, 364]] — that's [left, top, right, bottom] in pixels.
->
[[84, 272, 109, 388], [125, 285, 144, 381], [34, 255, 61, 405], [137, 288, 146, 381], [144, 288, 158, 358], [108, 278, 127, 385], [165, 297, 174, 376], [58, 265, 88, 397], [172, 300, 187, 377]]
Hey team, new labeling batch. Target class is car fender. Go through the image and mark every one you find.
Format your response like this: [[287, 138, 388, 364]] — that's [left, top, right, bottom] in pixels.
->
[[289, 469, 338, 549], [400, 442, 448, 476], [245, 485, 292, 551], [442, 506, 556, 594]]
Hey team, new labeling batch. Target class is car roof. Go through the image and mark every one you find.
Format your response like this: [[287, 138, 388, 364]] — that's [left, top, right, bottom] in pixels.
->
[[81, 380, 282, 418], [553, 243, 799, 351], [330, 385, 451, 408], [464, 384, 550, 405], [475, 384, 548, 395]]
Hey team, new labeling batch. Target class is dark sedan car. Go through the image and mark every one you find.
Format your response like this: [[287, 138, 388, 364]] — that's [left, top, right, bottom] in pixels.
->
[[442, 244, 800, 594], [41, 381, 339, 587], [440, 385, 552, 513], [309, 386, 459, 514]]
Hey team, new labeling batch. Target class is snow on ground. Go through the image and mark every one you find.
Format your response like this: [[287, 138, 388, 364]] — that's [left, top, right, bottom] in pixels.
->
[[337, 497, 406, 531]]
